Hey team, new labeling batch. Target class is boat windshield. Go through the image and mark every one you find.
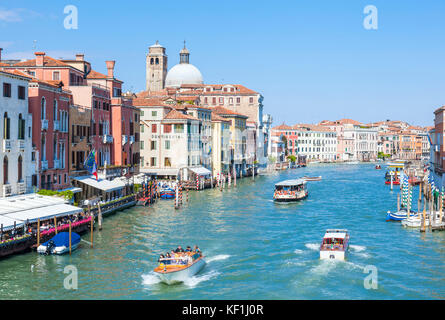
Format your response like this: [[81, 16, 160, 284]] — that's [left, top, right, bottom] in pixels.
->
[[275, 185, 304, 192], [321, 238, 345, 250]]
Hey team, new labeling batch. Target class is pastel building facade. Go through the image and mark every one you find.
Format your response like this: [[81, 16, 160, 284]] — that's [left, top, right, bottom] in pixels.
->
[[0, 71, 34, 197]]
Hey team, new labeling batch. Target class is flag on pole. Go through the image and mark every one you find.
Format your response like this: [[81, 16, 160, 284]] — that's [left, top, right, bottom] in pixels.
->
[[84, 149, 98, 180]]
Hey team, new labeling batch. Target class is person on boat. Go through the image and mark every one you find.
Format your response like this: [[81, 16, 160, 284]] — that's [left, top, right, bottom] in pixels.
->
[[165, 252, 171, 258], [193, 245, 201, 254], [158, 254, 165, 262], [185, 246, 192, 252], [175, 245, 185, 253]]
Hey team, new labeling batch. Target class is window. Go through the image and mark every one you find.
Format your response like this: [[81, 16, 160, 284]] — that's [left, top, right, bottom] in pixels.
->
[[140, 141, 144, 150], [3, 156, 8, 184], [140, 110, 144, 116], [151, 141, 157, 150], [150, 157, 156, 166], [152, 111, 157, 117], [204, 97, 208, 104], [236, 97, 241, 104], [219, 97, 223, 104], [164, 124, 172, 133], [164, 157, 171, 167], [249, 97, 254, 103], [53, 71, 60, 81], [3, 112, 10, 139], [140, 124, 144, 133], [229, 98, 233, 104], [212, 97, 216, 105], [174, 124, 184, 133], [18, 114, 25, 140], [165, 140, 170, 150], [3, 83, 11, 98], [18, 155, 23, 182], [18, 86, 26, 100], [152, 124, 157, 133]]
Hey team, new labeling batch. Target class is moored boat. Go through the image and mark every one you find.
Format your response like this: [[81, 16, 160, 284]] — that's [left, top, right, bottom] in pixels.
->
[[273, 179, 308, 202], [154, 251, 206, 284], [319, 229, 349, 260], [160, 188, 175, 199], [386, 209, 418, 221], [302, 176, 322, 181], [37, 232, 81, 255]]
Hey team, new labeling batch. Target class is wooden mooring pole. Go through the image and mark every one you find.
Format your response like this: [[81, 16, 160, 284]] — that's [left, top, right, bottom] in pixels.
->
[[90, 212, 94, 248], [69, 221, 72, 255], [37, 219, 40, 247], [54, 216, 57, 234]]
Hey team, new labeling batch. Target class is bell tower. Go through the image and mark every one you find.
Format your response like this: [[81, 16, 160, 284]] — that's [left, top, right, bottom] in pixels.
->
[[146, 41, 168, 92]]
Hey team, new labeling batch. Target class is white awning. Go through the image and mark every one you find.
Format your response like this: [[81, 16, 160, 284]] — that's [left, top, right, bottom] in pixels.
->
[[59, 187, 82, 193], [73, 176, 126, 192], [3, 204, 82, 224], [140, 168, 179, 176], [0, 215, 22, 231], [189, 167, 212, 176]]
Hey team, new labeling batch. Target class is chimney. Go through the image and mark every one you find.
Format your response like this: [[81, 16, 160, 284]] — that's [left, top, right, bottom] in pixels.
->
[[105, 60, 115, 78], [35, 52, 45, 66], [0, 48, 2, 62], [75, 53, 84, 61]]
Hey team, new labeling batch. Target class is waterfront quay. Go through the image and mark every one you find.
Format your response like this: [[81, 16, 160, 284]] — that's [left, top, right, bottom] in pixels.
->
[[0, 163, 443, 300]]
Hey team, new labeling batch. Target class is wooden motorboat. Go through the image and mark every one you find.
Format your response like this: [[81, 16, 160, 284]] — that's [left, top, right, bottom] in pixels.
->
[[154, 251, 206, 284], [302, 176, 322, 181], [273, 179, 308, 202], [319, 229, 350, 260]]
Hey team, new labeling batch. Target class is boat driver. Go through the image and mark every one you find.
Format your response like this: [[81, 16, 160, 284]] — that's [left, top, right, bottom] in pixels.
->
[[175, 245, 185, 253]]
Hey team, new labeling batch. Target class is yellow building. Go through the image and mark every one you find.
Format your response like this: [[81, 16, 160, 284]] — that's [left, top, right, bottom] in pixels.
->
[[211, 113, 231, 177]]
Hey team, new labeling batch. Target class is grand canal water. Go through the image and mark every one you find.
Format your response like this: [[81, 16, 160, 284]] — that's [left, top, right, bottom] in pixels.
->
[[0, 163, 444, 299]]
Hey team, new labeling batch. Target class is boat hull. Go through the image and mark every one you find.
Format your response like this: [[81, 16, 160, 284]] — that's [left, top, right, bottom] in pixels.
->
[[37, 242, 80, 255], [320, 249, 347, 261], [386, 211, 418, 221], [274, 191, 308, 202], [156, 258, 206, 284]]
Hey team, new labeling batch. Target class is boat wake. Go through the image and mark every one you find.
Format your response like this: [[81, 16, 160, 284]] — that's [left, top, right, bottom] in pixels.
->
[[142, 272, 162, 286], [182, 270, 220, 288], [349, 245, 370, 258], [305, 243, 319, 251], [293, 249, 304, 254], [206, 254, 230, 263]]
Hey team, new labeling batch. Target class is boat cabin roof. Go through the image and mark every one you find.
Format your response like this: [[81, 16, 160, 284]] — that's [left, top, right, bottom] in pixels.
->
[[275, 179, 306, 187], [323, 229, 348, 239]]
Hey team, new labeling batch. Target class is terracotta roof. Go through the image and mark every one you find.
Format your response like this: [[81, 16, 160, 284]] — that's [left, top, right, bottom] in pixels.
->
[[0, 69, 32, 79], [13, 55, 71, 67], [132, 97, 172, 107], [211, 113, 230, 122], [211, 106, 248, 118], [272, 124, 293, 130], [336, 119, 362, 125], [164, 109, 199, 121], [87, 69, 108, 79]]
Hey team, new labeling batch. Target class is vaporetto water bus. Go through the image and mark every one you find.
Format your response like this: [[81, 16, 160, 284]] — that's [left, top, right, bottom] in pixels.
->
[[273, 179, 308, 202], [154, 251, 206, 284], [319, 229, 350, 260]]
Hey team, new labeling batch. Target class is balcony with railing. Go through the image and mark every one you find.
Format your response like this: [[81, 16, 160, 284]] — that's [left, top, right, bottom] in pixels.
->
[[41, 160, 48, 171], [42, 119, 48, 130], [17, 182, 26, 194], [54, 120, 60, 131], [129, 135, 135, 144], [2, 184, 12, 197], [18, 140, 25, 150], [122, 135, 128, 145], [3, 139, 11, 152], [102, 134, 113, 144]]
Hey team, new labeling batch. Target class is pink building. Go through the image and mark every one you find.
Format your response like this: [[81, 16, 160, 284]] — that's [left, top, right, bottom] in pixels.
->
[[27, 77, 71, 190]]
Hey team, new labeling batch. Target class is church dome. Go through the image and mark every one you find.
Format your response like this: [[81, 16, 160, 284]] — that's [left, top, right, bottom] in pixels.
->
[[165, 63, 203, 88]]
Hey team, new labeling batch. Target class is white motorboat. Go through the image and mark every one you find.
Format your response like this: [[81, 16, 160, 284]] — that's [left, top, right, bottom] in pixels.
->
[[154, 251, 206, 284], [320, 229, 350, 260], [401, 212, 442, 228], [273, 179, 308, 202], [37, 232, 81, 255]]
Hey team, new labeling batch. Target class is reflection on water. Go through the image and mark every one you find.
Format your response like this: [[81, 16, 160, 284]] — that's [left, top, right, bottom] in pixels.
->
[[0, 163, 444, 299]]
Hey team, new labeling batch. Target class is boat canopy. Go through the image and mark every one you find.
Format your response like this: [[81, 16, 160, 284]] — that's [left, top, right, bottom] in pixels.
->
[[42, 232, 81, 247], [189, 166, 212, 176], [323, 229, 348, 239], [275, 179, 306, 187]]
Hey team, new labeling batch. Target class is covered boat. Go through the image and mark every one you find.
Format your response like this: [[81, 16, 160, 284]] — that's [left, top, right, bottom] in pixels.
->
[[320, 229, 350, 260], [160, 188, 175, 199], [37, 232, 81, 255], [273, 179, 308, 202], [154, 251, 206, 284]]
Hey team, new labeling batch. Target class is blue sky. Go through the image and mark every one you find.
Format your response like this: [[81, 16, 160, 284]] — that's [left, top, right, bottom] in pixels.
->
[[1, 0, 444, 127]]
